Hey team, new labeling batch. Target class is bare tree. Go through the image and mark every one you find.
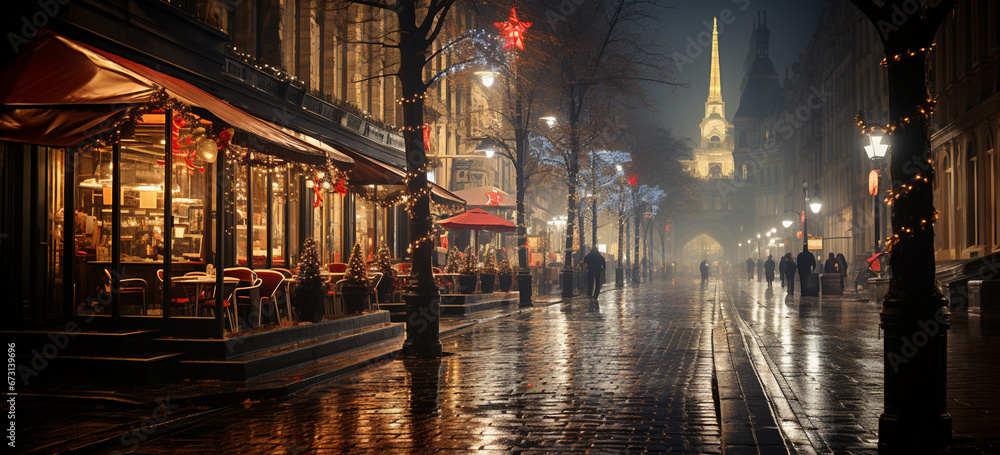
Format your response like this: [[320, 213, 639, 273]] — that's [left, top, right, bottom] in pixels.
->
[[528, 0, 679, 296], [330, 0, 468, 358]]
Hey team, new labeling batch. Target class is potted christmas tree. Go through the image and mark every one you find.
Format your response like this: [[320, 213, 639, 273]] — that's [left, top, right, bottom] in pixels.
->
[[497, 250, 513, 292], [457, 245, 477, 294], [479, 247, 497, 293], [295, 238, 325, 322], [443, 246, 462, 273], [340, 243, 370, 313], [374, 241, 395, 303]]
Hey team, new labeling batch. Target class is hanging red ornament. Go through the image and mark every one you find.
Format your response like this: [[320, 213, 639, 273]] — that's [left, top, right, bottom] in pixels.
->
[[216, 128, 234, 151], [334, 178, 347, 195], [422, 125, 432, 152], [313, 185, 323, 207]]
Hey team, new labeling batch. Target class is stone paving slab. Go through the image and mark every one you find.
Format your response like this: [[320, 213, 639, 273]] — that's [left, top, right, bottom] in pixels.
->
[[81, 281, 723, 454]]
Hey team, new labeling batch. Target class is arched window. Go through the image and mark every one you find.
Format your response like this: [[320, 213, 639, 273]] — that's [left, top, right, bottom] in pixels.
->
[[939, 150, 952, 251], [967, 137, 979, 248], [740, 164, 748, 182], [710, 135, 721, 142]]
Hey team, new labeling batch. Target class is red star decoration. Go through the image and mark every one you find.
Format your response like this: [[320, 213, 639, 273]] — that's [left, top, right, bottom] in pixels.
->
[[485, 191, 504, 206], [628, 174, 638, 186], [495, 7, 531, 50]]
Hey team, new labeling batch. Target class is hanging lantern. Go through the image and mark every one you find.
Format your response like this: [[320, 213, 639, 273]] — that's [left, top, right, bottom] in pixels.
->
[[196, 136, 218, 163]]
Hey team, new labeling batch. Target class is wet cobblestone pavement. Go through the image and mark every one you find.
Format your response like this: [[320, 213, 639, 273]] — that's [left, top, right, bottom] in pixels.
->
[[726, 277, 1000, 454], [121, 280, 723, 454]]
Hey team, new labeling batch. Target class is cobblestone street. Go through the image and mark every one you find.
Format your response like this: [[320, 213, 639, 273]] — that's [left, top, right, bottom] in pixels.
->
[[725, 277, 1000, 454], [65, 277, 1000, 454], [121, 280, 722, 454]]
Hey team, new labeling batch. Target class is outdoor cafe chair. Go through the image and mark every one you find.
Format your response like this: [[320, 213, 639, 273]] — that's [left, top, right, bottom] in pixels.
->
[[224, 267, 261, 330], [156, 269, 192, 316], [198, 280, 238, 332], [255, 270, 287, 325], [104, 268, 148, 314]]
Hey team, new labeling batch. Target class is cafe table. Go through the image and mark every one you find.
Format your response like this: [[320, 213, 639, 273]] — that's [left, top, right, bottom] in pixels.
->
[[172, 275, 240, 317]]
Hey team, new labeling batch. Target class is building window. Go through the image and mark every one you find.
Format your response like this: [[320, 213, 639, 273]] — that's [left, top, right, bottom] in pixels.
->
[[967, 139, 979, 248]]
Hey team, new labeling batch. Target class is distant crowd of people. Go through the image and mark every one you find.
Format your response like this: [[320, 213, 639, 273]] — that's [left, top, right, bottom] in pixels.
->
[[742, 251, 848, 295]]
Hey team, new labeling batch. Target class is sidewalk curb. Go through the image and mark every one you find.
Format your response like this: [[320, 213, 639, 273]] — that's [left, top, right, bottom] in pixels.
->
[[712, 280, 793, 454]]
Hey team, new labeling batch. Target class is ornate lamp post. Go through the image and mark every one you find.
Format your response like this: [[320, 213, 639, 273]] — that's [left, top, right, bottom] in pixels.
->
[[802, 180, 822, 252], [864, 132, 889, 251]]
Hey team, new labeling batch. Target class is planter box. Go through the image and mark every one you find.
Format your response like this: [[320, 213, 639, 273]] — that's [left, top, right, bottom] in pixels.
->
[[801, 273, 820, 296], [457, 274, 476, 294], [294, 284, 325, 322], [480, 274, 496, 293], [821, 273, 843, 295], [869, 277, 890, 304], [497, 274, 512, 292], [341, 283, 369, 314]]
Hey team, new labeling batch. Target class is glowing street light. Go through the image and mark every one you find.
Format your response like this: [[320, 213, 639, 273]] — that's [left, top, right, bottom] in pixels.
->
[[540, 116, 557, 127]]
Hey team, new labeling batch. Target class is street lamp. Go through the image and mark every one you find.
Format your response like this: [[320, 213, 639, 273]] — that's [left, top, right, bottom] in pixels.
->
[[802, 180, 822, 252], [864, 132, 890, 250], [475, 70, 497, 88], [782, 219, 793, 228]]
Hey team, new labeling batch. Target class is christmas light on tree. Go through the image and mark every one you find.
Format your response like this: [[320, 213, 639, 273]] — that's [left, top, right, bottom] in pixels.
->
[[498, 250, 513, 275], [460, 245, 477, 275], [299, 238, 323, 286], [375, 240, 395, 284], [444, 246, 462, 273], [482, 247, 498, 274], [345, 242, 368, 284]]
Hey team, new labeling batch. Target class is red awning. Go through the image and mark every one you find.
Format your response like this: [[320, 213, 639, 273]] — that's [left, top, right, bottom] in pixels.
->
[[438, 208, 516, 232], [0, 31, 351, 167], [320, 141, 464, 206]]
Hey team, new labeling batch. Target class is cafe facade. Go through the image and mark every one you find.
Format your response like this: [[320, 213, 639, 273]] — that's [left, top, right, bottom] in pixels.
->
[[0, 0, 464, 339]]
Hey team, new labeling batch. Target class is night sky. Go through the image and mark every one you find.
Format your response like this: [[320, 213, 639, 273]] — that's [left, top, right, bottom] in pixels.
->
[[651, 0, 825, 143]]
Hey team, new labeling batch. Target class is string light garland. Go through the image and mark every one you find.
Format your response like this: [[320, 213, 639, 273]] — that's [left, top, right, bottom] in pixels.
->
[[878, 43, 936, 66], [855, 53, 940, 255]]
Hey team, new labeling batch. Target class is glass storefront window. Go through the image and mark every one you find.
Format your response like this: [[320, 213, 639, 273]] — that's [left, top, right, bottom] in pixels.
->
[[235, 164, 248, 266], [251, 166, 267, 267], [272, 169, 286, 266]]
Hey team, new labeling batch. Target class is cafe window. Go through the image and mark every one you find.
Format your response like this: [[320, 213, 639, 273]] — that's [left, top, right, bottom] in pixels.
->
[[251, 166, 267, 267], [312, 187, 344, 264], [71, 115, 219, 319]]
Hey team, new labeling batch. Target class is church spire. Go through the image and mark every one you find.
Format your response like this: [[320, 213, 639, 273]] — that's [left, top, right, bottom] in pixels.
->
[[709, 17, 722, 101]]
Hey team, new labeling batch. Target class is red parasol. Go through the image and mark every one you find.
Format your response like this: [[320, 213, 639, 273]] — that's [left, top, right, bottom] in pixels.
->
[[438, 208, 516, 232], [438, 209, 516, 293]]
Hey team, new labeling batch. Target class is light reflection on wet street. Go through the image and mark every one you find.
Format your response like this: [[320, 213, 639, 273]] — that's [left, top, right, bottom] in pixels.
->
[[126, 280, 724, 454], [726, 277, 1000, 454]]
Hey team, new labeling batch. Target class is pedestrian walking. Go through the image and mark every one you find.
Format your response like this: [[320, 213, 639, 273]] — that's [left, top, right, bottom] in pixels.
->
[[745, 257, 755, 281], [783, 253, 797, 295], [756, 258, 764, 281], [700, 260, 709, 283], [779, 254, 787, 288], [583, 246, 606, 299], [764, 255, 775, 287], [824, 252, 839, 274], [836, 253, 848, 279], [796, 248, 816, 294]]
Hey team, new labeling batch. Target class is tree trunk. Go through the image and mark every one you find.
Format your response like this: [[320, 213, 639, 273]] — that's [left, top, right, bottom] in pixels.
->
[[561, 90, 579, 297], [398, 24, 441, 358]]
